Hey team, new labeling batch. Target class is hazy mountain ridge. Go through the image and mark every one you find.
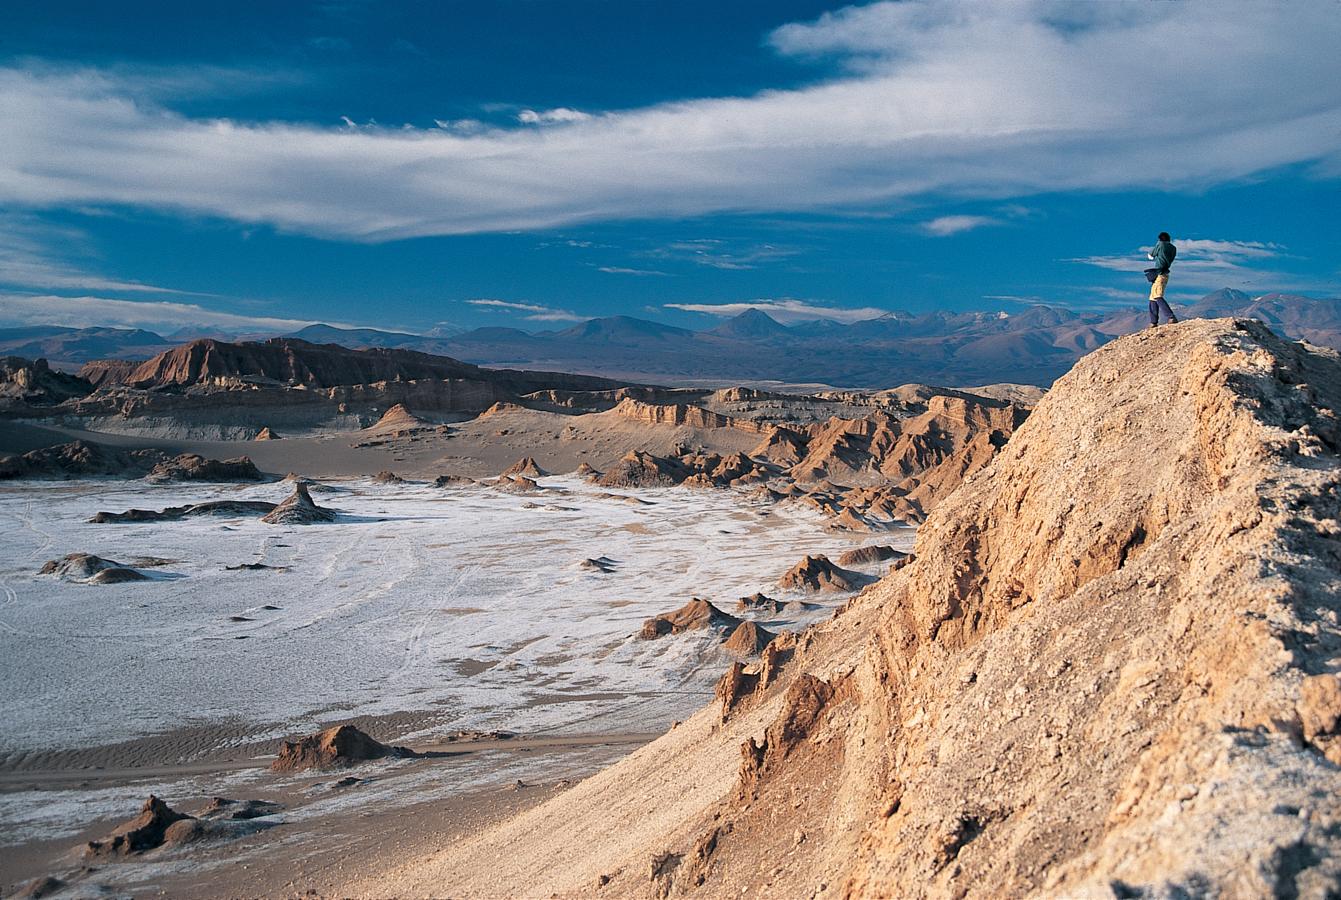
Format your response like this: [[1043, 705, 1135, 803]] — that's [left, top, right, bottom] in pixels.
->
[[10, 290, 1340, 388]]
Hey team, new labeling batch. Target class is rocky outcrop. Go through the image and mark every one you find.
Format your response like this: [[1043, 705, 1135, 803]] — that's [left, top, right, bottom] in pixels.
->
[[39, 553, 148, 584], [609, 397, 740, 430], [723, 620, 775, 656], [271, 725, 413, 772], [145, 453, 264, 483], [0, 356, 91, 406], [502, 456, 546, 478], [90, 499, 276, 523], [84, 796, 193, 858], [735, 592, 783, 614], [640, 599, 741, 639], [366, 403, 430, 435], [598, 450, 691, 488], [370, 319, 1341, 899], [261, 483, 336, 525], [0, 440, 162, 480], [836, 544, 906, 567], [777, 554, 864, 592], [254, 426, 280, 440]]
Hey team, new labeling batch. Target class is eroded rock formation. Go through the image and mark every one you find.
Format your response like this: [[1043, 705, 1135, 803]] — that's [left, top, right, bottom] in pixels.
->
[[271, 724, 413, 772]]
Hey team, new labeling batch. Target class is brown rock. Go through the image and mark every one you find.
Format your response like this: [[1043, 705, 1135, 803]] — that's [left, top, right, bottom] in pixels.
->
[[85, 795, 193, 858], [777, 554, 865, 592], [261, 482, 336, 524], [640, 599, 741, 640], [39, 553, 147, 584], [597, 450, 690, 488], [145, 453, 263, 483], [502, 456, 547, 478], [836, 544, 906, 567], [254, 426, 281, 440], [271, 724, 413, 772], [723, 621, 775, 656]]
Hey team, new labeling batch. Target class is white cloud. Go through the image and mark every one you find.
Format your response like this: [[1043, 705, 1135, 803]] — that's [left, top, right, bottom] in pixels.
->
[[0, 4, 1338, 239], [0, 292, 330, 332], [1068, 238, 1294, 290], [920, 214, 1000, 237], [597, 266, 669, 276], [665, 298, 888, 324], [465, 298, 586, 322], [517, 107, 593, 125]]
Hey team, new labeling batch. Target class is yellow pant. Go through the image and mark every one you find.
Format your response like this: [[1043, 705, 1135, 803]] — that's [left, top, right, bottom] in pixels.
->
[[1150, 273, 1169, 300]]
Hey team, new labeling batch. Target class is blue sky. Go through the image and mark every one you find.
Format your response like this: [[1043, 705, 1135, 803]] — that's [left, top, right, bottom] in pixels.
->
[[1, 0, 1339, 335]]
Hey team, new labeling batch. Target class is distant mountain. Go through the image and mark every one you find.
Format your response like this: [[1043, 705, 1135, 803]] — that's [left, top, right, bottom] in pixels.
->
[[9, 289, 1336, 388], [0, 326, 173, 367], [288, 324, 430, 348], [706, 309, 791, 340], [554, 315, 695, 343]]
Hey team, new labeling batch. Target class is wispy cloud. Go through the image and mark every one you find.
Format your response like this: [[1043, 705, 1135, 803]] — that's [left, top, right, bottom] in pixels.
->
[[0, 213, 193, 295], [920, 215, 1000, 237], [465, 298, 586, 322], [1067, 238, 1302, 290], [0, 292, 329, 332], [665, 298, 888, 324], [650, 240, 798, 271], [1, 4, 1338, 239], [517, 107, 592, 125], [597, 266, 669, 276]]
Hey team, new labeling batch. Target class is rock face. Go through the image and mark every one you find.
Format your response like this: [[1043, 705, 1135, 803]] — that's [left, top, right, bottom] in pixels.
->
[[89, 499, 276, 523], [777, 554, 864, 592], [271, 725, 413, 772], [0, 356, 91, 406], [39, 553, 147, 584], [598, 450, 690, 488], [261, 483, 336, 525], [640, 599, 742, 639], [835, 544, 905, 567], [502, 456, 546, 478], [723, 620, 775, 656], [0, 440, 161, 480], [145, 453, 264, 483], [85, 795, 192, 857], [364, 319, 1341, 899]]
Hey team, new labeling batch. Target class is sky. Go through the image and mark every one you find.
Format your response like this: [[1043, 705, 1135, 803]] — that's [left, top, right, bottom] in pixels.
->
[[1, 0, 1339, 336]]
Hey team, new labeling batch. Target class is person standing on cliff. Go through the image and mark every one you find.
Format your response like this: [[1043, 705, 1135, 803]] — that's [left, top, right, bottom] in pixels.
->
[[1147, 232, 1179, 328]]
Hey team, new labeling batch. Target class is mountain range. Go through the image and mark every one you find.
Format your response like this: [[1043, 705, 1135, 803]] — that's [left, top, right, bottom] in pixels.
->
[[6, 289, 1338, 388]]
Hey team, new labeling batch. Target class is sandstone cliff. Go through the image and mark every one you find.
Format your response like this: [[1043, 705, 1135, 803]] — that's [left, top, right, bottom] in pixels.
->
[[359, 319, 1341, 898]]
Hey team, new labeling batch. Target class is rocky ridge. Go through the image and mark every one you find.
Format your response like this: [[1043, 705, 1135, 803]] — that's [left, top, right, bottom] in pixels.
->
[[362, 319, 1341, 898]]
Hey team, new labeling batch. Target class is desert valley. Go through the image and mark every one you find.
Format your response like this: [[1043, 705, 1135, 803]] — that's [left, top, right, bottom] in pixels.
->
[[3, 310, 1341, 897], [4, 2, 1341, 895]]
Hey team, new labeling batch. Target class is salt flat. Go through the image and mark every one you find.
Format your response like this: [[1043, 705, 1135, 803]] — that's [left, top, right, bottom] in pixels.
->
[[0, 476, 910, 759]]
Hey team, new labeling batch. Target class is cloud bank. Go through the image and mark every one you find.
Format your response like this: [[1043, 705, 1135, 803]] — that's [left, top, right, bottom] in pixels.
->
[[0, 293, 328, 332], [1, 2, 1338, 241], [666, 298, 887, 324]]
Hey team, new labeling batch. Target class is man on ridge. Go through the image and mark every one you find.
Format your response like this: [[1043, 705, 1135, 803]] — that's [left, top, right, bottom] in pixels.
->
[[1147, 232, 1178, 328]]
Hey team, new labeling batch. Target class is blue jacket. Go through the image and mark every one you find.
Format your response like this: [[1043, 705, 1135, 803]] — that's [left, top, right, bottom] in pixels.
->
[[1149, 240, 1176, 274]]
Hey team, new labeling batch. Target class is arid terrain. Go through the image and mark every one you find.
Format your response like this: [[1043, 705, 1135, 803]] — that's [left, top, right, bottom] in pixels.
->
[[4, 317, 1339, 897], [0, 335, 1031, 897]]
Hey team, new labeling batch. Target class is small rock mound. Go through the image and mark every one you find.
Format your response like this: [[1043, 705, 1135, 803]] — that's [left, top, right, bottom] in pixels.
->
[[261, 483, 336, 525], [85, 795, 192, 858], [90, 499, 276, 523], [835, 544, 906, 567], [576, 462, 601, 479], [578, 557, 617, 574], [641, 599, 741, 640], [723, 620, 775, 656], [145, 453, 263, 483], [598, 451, 689, 488], [434, 473, 476, 487], [735, 592, 784, 614], [254, 426, 281, 440], [372, 470, 404, 484], [271, 724, 413, 772], [502, 456, 547, 478], [777, 554, 863, 592], [39, 553, 147, 584], [13, 876, 65, 899], [367, 403, 430, 435], [200, 797, 282, 820]]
